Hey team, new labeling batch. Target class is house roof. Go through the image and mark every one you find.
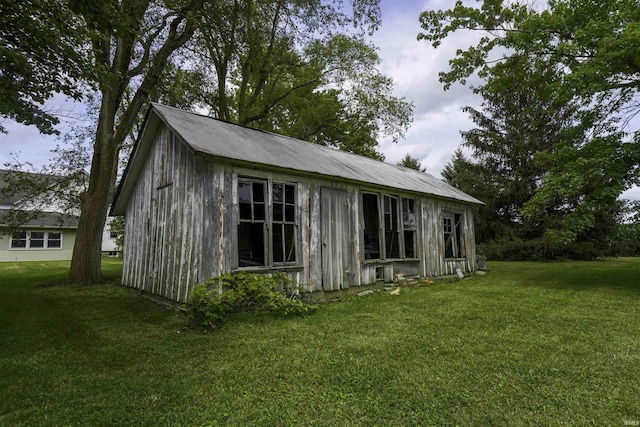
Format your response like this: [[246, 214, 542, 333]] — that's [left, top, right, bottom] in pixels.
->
[[111, 103, 483, 215], [0, 169, 44, 206], [0, 209, 79, 229]]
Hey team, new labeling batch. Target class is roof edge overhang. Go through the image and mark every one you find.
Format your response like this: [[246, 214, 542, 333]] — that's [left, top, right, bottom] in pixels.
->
[[198, 151, 485, 206], [110, 106, 161, 216]]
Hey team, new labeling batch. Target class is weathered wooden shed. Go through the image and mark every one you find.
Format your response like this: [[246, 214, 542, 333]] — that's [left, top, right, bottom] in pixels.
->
[[111, 103, 483, 302]]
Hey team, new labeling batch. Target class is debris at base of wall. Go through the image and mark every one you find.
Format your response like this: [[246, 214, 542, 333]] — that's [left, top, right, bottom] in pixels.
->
[[389, 287, 401, 295], [456, 268, 465, 279], [356, 289, 375, 297], [475, 270, 487, 276]]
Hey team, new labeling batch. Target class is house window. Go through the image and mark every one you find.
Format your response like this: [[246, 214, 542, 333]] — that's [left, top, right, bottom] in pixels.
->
[[363, 193, 417, 260], [10, 232, 27, 249], [402, 198, 416, 258], [238, 180, 266, 267], [383, 195, 400, 259], [48, 232, 62, 248], [237, 178, 297, 267], [109, 231, 118, 239], [272, 183, 296, 263], [9, 231, 63, 250], [362, 193, 381, 260], [30, 231, 45, 248], [443, 212, 464, 259]]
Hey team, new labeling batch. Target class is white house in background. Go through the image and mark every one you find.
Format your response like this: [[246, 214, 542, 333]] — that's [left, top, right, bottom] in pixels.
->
[[0, 169, 121, 262], [101, 218, 122, 257], [0, 210, 79, 262]]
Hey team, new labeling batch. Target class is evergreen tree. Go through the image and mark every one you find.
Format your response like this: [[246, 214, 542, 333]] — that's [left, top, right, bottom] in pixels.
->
[[396, 154, 425, 172], [444, 56, 624, 259]]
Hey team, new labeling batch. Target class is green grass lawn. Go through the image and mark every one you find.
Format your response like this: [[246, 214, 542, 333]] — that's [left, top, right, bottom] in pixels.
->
[[1, 258, 639, 426]]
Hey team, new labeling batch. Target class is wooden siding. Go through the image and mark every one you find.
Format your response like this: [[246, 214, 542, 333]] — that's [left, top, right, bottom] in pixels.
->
[[123, 128, 214, 302], [121, 125, 477, 302]]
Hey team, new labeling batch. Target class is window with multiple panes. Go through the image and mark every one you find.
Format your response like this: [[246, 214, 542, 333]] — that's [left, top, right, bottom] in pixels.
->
[[402, 198, 416, 258], [272, 183, 296, 263], [383, 195, 400, 259], [9, 231, 64, 250], [237, 178, 297, 267], [362, 193, 417, 260], [443, 212, 464, 259]]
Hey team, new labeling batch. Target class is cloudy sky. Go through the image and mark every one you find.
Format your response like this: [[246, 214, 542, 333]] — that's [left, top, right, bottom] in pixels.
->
[[1, 0, 638, 199], [371, 0, 481, 176]]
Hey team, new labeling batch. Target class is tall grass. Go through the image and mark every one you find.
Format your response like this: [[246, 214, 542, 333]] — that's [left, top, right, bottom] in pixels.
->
[[1, 258, 639, 425]]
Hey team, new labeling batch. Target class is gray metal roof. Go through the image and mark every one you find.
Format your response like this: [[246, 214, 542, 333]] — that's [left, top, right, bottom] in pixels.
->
[[112, 103, 482, 214], [0, 169, 39, 206], [0, 209, 79, 228]]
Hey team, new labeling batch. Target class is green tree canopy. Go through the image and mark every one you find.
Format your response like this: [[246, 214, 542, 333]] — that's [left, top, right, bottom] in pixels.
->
[[0, 0, 91, 134], [443, 55, 627, 259], [187, 0, 412, 159], [419, 0, 640, 244], [4, 0, 407, 283]]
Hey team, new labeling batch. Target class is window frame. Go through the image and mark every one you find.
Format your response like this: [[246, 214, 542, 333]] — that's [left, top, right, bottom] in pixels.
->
[[362, 192, 418, 261], [271, 181, 297, 265], [443, 211, 465, 259], [402, 197, 417, 259], [9, 230, 64, 250], [236, 177, 299, 269]]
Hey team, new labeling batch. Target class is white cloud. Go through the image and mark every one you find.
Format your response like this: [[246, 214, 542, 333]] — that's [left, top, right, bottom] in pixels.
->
[[372, 0, 482, 177], [0, 94, 87, 168]]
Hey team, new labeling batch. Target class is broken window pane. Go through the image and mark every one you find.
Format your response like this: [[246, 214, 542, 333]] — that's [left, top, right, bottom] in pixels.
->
[[402, 198, 416, 258], [404, 230, 415, 258], [284, 224, 295, 262], [238, 222, 265, 266], [363, 193, 380, 260], [384, 195, 400, 259]]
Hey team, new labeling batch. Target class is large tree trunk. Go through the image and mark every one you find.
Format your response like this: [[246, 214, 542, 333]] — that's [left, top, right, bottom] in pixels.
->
[[67, 1, 200, 284], [68, 105, 119, 284]]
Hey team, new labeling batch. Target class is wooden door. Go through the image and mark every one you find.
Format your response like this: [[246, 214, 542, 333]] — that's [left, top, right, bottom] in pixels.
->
[[320, 188, 351, 291]]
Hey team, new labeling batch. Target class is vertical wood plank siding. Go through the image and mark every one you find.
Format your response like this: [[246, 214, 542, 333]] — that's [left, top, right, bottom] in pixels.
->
[[123, 128, 211, 302], [121, 125, 477, 301]]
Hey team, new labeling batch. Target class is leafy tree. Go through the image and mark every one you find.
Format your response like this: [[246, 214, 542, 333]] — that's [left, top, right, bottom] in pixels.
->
[[194, 0, 412, 159], [0, 0, 90, 134], [443, 55, 626, 259], [419, 0, 640, 244], [4, 0, 391, 284], [396, 154, 425, 172], [64, 0, 209, 284]]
